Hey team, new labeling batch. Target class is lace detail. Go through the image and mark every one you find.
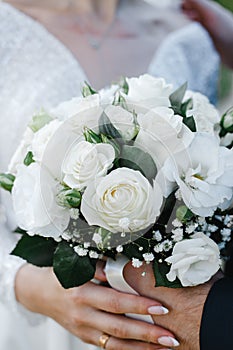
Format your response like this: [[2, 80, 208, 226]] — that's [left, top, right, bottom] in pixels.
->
[[149, 23, 220, 104], [0, 2, 86, 323]]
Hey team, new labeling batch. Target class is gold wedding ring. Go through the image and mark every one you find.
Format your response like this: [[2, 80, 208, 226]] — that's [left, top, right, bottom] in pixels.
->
[[99, 333, 110, 349]]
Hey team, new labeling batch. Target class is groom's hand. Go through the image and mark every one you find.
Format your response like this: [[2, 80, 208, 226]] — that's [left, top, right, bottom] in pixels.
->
[[124, 262, 223, 350]]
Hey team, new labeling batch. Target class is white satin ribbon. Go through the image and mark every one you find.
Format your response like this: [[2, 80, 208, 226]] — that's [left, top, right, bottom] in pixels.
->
[[105, 255, 154, 324]]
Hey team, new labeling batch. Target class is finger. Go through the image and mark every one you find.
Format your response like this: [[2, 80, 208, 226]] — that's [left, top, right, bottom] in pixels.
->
[[86, 311, 176, 345], [94, 260, 107, 282], [75, 326, 170, 350], [75, 282, 168, 315]]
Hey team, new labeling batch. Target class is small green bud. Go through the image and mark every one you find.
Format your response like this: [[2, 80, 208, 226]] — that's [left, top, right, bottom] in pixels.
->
[[23, 151, 35, 166], [83, 127, 102, 144], [57, 188, 82, 208], [28, 110, 53, 133], [176, 205, 194, 223], [82, 81, 97, 97], [222, 107, 233, 131], [0, 173, 15, 192]]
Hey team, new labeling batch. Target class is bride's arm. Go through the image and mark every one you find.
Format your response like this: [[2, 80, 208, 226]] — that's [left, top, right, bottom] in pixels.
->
[[15, 263, 177, 349]]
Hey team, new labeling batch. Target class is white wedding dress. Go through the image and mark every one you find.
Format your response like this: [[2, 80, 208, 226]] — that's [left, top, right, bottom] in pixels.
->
[[0, 1, 219, 350]]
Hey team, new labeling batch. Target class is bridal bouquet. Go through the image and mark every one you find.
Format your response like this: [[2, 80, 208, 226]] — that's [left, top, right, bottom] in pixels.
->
[[1, 74, 233, 289]]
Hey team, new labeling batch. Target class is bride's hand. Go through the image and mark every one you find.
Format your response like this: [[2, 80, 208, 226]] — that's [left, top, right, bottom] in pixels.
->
[[15, 263, 177, 350]]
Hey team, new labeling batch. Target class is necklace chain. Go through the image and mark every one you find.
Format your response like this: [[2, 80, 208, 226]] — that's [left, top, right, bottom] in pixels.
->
[[77, 15, 117, 51]]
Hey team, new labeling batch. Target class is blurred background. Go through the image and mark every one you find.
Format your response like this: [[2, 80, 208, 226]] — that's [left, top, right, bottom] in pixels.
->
[[215, 0, 233, 112]]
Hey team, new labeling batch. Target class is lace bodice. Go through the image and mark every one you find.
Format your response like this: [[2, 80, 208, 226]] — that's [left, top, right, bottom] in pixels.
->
[[0, 1, 86, 317]]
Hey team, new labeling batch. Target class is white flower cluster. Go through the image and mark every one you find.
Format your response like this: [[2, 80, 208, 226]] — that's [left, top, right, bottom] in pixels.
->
[[7, 74, 232, 288]]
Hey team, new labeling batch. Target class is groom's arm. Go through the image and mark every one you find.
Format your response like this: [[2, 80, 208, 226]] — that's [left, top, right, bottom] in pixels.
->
[[200, 277, 233, 349]]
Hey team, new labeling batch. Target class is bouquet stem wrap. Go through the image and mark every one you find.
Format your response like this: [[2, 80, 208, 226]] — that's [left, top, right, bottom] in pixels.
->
[[105, 255, 154, 324]]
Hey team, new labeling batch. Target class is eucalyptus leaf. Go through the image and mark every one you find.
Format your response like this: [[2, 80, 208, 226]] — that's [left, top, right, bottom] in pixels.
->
[[11, 234, 57, 267], [169, 82, 187, 111], [153, 260, 182, 288], [157, 191, 177, 226], [99, 112, 122, 140], [118, 145, 157, 181], [53, 241, 96, 288], [183, 115, 196, 132], [0, 173, 15, 192]]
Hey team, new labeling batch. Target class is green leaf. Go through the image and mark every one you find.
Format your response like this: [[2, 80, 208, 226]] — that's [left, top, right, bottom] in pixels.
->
[[82, 81, 97, 97], [0, 173, 15, 192], [11, 234, 57, 267], [53, 241, 96, 288], [100, 134, 121, 157], [157, 191, 177, 226], [183, 115, 196, 132], [99, 112, 122, 140], [180, 98, 193, 116], [169, 82, 187, 111], [118, 145, 157, 181], [153, 260, 182, 288], [13, 227, 27, 234], [24, 151, 35, 166]]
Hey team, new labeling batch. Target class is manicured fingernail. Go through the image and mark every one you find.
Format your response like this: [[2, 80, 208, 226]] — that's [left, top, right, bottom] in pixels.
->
[[148, 306, 169, 315], [158, 336, 180, 347]]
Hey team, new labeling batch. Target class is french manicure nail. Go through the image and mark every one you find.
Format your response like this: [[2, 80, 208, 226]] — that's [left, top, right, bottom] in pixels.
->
[[158, 336, 180, 347], [148, 306, 169, 315]]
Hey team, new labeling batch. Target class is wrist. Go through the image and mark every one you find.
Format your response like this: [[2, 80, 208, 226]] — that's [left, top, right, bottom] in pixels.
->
[[15, 264, 61, 316]]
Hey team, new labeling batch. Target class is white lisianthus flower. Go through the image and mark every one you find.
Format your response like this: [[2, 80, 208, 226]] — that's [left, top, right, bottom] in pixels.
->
[[12, 163, 70, 238], [165, 232, 221, 286], [104, 105, 137, 141], [123, 74, 173, 113], [136, 107, 193, 168], [31, 119, 62, 162], [185, 91, 220, 134], [8, 127, 34, 174], [62, 141, 115, 190], [81, 168, 163, 234], [159, 133, 233, 216]]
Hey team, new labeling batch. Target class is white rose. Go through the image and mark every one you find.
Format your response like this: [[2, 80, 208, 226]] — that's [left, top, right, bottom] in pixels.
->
[[104, 105, 137, 141], [51, 94, 100, 120], [123, 74, 173, 113], [8, 127, 34, 174], [81, 167, 163, 234], [185, 91, 220, 134], [12, 163, 70, 238], [160, 133, 233, 216], [166, 232, 221, 286], [62, 141, 115, 190], [135, 107, 193, 168], [99, 85, 119, 105], [31, 119, 62, 162]]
